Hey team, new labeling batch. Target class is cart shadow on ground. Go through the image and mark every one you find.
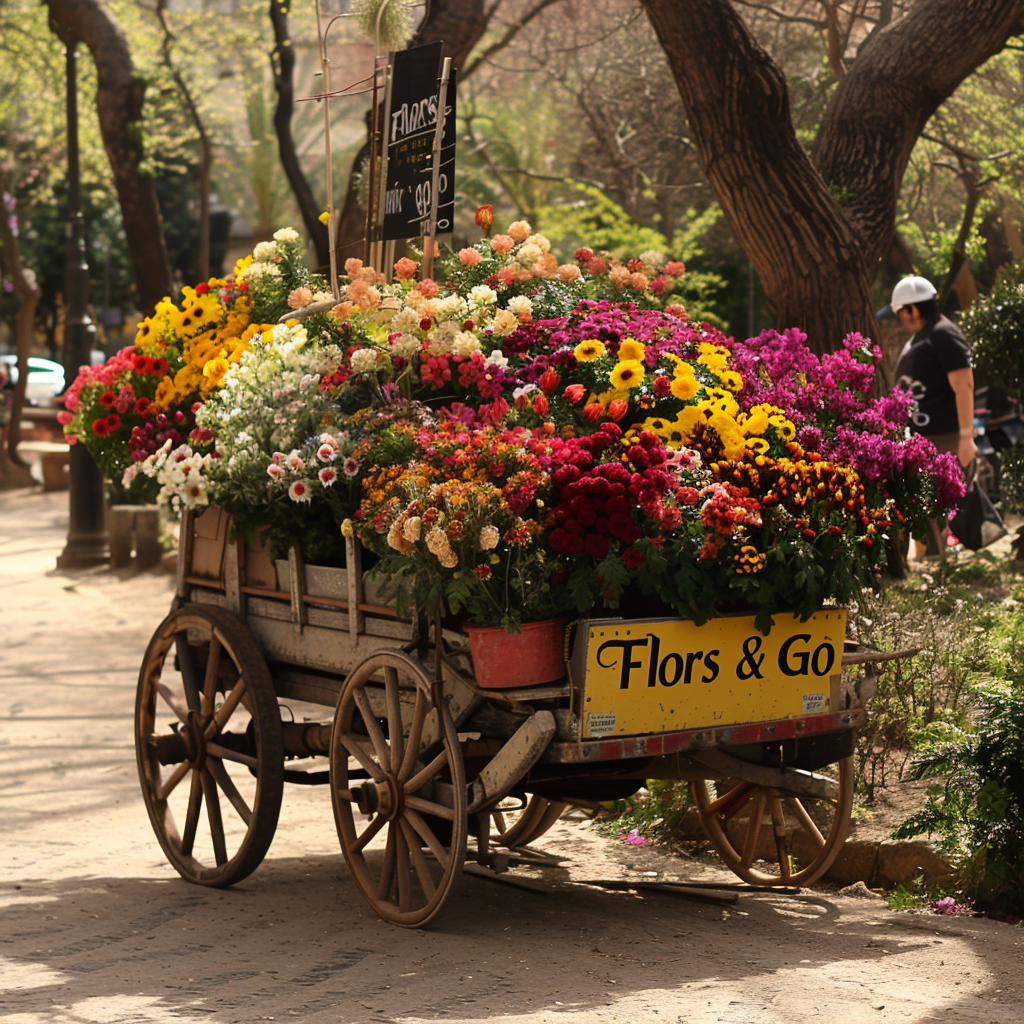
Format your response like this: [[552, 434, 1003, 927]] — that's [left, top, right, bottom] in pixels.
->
[[1, 850, 1014, 1024]]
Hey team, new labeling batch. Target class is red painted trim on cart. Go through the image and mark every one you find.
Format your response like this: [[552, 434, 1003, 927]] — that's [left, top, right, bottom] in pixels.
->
[[542, 708, 865, 763]]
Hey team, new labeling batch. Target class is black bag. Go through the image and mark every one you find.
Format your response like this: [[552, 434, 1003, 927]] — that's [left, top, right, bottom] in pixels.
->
[[950, 466, 1006, 551]]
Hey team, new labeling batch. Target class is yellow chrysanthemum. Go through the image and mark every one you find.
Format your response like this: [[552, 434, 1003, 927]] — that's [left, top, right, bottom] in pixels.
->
[[609, 359, 646, 390], [574, 338, 607, 362], [617, 337, 646, 362]]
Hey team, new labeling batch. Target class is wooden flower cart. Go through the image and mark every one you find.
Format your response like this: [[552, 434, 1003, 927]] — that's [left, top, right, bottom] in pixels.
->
[[135, 506, 875, 927]]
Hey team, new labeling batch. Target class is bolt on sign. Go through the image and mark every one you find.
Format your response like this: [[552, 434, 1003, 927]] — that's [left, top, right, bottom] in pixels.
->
[[381, 42, 456, 242], [576, 610, 847, 739]]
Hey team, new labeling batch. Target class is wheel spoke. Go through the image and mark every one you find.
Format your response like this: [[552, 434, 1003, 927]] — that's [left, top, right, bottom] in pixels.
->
[[156, 683, 190, 724], [769, 796, 791, 883], [740, 789, 766, 869], [174, 634, 202, 712], [406, 808, 449, 870], [180, 767, 204, 856], [400, 819, 436, 901], [406, 750, 449, 794], [384, 666, 404, 774], [376, 826, 397, 900], [405, 794, 455, 821], [208, 681, 247, 739], [785, 795, 826, 847], [352, 686, 391, 767], [398, 689, 428, 782], [395, 826, 411, 913], [201, 633, 222, 716], [202, 768, 228, 866], [351, 813, 387, 853], [207, 742, 258, 769], [339, 732, 387, 782], [709, 780, 755, 819], [207, 758, 252, 826], [157, 759, 193, 802]]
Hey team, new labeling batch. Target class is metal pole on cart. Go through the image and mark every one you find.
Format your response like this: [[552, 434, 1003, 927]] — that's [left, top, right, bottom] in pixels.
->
[[421, 57, 451, 283]]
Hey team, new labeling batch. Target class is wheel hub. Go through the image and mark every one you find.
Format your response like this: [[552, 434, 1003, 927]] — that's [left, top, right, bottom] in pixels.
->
[[355, 775, 402, 820], [184, 710, 210, 770]]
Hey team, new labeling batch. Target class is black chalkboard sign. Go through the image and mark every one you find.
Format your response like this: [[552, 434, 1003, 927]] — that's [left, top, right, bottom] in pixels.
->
[[381, 43, 456, 242]]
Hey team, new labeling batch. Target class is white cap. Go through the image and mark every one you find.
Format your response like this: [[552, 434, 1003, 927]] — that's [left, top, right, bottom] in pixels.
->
[[891, 276, 937, 313]]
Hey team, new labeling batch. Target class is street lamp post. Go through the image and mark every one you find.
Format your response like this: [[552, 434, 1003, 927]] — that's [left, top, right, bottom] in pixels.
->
[[53, 22, 109, 569]]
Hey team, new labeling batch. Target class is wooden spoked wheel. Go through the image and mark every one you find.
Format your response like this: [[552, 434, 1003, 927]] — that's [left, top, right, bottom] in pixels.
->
[[692, 756, 854, 887], [331, 651, 467, 928], [490, 797, 568, 848], [135, 605, 284, 887]]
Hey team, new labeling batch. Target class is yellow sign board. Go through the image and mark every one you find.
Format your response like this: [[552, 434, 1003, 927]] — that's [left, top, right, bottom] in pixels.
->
[[579, 610, 846, 740]]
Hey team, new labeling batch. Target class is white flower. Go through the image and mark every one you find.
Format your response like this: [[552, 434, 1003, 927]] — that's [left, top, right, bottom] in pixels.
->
[[426, 322, 458, 355], [639, 249, 666, 267], [287, 451, 305, 471], [350, 348, 381, 374], [506, 295, 533, 317], [273, 227, 299, 243], [515, 242, 542, 267], [479, 525, 500, 550], [390, 307, 422, 334], [452, 331, 482, 357], [253, 240, 278, 261], [484, 349, 508, 370], [468, 285, 498, 310], [288, 480, 313, 503], [512, 384, 537, 402], [267, 464, 285, 480], [318, 467, 337, 486], [390, 332, 421, 358], [488, 309, 520, 337], [317, 443, 337, 463], [524, 233, 551, 253]]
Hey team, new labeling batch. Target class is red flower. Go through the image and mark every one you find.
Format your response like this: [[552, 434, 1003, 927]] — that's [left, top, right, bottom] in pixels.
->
[[195, 281, 209, 295], [563, 384, 586, 405], [419, 317, 432, 331], [134, 397, 152, 416], [606, 399, 629, 422], [621, 546, 644, 569], [105, 413, 121, 432], [582, 403, 604, 424], [152, 357, 169, 376], [92, 417, 110, 437], [474, 565, 492, 580], [474, 204, 494, 231], [532, 393, 549, 416], [99, 391, 116, 410], [585, 533, 610, 559], [575, 247, 594, 264], [538, 368, 561, 394]]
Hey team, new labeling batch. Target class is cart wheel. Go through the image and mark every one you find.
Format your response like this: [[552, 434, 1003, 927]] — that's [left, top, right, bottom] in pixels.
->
[[331, 651, 467, 927], [692, 756, 854, 887], [490, 797, 568, 847], [135, 604, 284, 887]]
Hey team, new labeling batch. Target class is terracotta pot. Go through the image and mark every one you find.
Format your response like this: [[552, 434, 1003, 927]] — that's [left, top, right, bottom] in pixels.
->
[[464, 618, 568, 689]]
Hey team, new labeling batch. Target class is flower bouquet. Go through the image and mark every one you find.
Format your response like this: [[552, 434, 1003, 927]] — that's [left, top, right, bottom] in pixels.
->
[[74, 213, 964, 638]]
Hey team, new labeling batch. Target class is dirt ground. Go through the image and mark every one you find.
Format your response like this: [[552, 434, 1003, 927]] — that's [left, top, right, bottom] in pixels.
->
[[3, 487, 1023, 1024]]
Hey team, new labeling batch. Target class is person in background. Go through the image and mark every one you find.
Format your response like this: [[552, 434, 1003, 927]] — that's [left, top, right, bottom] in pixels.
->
[[889, 275, 976, 554]]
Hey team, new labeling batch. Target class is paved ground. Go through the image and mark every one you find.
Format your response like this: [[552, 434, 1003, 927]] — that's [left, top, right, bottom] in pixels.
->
[[2, 487, 1023, 1024]]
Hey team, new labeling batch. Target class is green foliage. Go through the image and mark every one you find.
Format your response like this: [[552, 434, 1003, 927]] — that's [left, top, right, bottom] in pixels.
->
[[595, 780, 695, 845], [888, 596, 1024, 915], [960, 260, 1024, 394]]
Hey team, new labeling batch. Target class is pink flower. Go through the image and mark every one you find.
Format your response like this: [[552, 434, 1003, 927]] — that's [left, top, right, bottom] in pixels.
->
[[318, 467, 337, 486], [317, 443, 337, 463], [664, 261, 686, 276], [459, 247, 483, 267], [416, 278, 440, 298], [343, 457, 360, 477], [267, 464, 284, 479], [287, 287, 314, 309], [57, 411, 73, 426], [394, 256, 418, 280], [490, 234, 514, 256]]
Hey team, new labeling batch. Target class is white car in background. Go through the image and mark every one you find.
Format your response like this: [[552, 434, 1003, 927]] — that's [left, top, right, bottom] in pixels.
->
[[0, 355, 66, 405]]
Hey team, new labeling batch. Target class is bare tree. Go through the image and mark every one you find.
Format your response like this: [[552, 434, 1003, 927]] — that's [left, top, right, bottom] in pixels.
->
[[638, 0, 1024, 350]]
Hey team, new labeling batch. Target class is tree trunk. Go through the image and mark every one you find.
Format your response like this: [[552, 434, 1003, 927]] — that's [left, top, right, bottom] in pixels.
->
[[0, 178, 40, 478], [269, 0, 330, 270], [638, 0, 1024, 351], [45, 0, 173, 314]]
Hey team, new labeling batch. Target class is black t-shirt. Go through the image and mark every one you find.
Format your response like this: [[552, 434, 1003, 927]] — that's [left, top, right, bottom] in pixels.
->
[[894, 314, 972, 436]]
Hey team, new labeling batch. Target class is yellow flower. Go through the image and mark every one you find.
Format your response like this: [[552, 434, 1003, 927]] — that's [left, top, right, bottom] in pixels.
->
[[670, 367, 699, 401], [609, 359, 646, 390], [203, 355, 231, 382], [340, 518, 354, 537], [574, 338, 607, 362], [745, 436, 771, 454], [617, 337, 646, 362], [769, 414, 797, 440], [319, 210, 331, 225], [720, 370, 744, 392]]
